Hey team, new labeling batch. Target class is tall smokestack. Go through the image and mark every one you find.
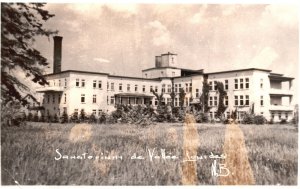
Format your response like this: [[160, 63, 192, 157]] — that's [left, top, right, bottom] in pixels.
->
[[53, 36, 63, 74]]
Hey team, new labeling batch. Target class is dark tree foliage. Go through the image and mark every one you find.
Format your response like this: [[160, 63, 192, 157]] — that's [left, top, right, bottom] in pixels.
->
[[216, 81, 227, 119], [1, 3, 57, 105], [150, 88, 164, 109], [200, 77, 210, 113], [170, 79, 176, 109], [179, 88, 186, 109]]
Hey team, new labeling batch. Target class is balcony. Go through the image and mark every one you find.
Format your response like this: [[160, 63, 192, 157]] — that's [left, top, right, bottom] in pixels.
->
[[36, 86, 64, 93], [269, 88, 293, 97], [269, 105, 294, 111]]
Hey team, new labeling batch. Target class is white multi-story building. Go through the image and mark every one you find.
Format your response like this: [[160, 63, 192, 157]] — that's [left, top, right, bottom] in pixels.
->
[[36, 36, 294, 122]]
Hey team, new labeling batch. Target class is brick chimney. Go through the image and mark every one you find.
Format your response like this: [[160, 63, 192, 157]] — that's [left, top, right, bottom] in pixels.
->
[[53, 36, 63, 74]]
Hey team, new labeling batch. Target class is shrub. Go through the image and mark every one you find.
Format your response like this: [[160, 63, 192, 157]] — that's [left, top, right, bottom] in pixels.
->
[[27, 112, 33, 122], [99, 113, 107, 124], [269, 118, 274, 125], [47, 115, 52, 123], [60, 111, 68, 124], [39, 114, 45, 122], [79, 109, 87, 123], [33, 113, 39, 122], [242, 113, 254, 124], [89, 113, 97, 123], [280, 119, 287, 124], [253, 115, 266, 125], [53, 114, 59, 123], [70, 112, 79, 123]]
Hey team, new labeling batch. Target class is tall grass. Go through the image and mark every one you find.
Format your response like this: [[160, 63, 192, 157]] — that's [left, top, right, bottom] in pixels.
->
[[1, 122, 297, 185]]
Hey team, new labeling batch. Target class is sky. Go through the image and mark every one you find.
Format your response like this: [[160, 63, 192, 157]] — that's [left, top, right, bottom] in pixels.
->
[[34, 3, 299, 102]]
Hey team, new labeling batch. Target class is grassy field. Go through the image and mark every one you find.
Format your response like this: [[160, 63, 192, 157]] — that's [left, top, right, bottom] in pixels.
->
[[1, 121, 298, 185]]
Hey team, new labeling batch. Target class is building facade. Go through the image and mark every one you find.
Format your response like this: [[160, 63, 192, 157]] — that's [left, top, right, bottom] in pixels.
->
[[36, 36, 294, 122]]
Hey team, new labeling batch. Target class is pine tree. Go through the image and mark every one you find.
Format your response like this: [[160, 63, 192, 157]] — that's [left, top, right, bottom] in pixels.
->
[[1, 3, 57, 105], [216, 81, 227, 120]]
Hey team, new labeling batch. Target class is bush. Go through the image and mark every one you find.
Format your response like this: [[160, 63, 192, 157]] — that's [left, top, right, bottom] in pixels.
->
[[79, 109, 87, 123], [47, 115, 52, 123], [53, 114, 59, 123], [27, 112, 33, 122], [33, 113, 39, 122], [60, 111, 68, 124], [269, 118, 274, 125], [253, 115, 266, 125], [70, 112, 79, 123], [99, 113, 107, 124], [280, 119, 287, 124], [242, 113, 254, 124], [89, 114, 97, 123]]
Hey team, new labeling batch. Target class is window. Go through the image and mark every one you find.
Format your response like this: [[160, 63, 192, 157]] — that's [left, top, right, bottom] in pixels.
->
[[110, 96, 115, 105], [260, 96, 263, 106], [245, 78, 249, 89], [240, 95, 244, 106], [98, 109, 102, 116], [240, 78, 244, 89], [81, 94, 85, 103], [92, 109, 97, 115], [214, 81, 217, 91], [145, 73, 147, 78], [161, 71, 164, 76], [58, 94, 61, 104], [111, 83, 114, 91], [167, 85, 171, 93], [209, 81, 213, 90], [167, 98, 171, 106], [127, 84, 130, 92], [175, 84, 178, 93], [52, 94, 55, 103], [175, 98, 178, 107], [74, 109, 78, 115], [107, 96, 109, 105], [47, 95, 50, 103], [189, 83, 192, 92], [135, 85, 138, 92], [154, 98, 158, 106], [285, 113, 288, 119], [162, 84, 166, 93], [98, 80, 102, 89], [172, 72, 175, 76], [143, 85, 145, 92], [58, 79, 61, 87], [196, 89, 199, 98], [209, 96, 213, 106], [53, 80, 56, 86], [260, 79, 263, 89], [225, 80, 228, 90], [185, 83, 189, 92], [214, 96, 218, 106], [155, 86, 158, 92], [245, 95, 249, 106], [76, 79, 79, 87], [278, 112, 282, 120], [107, 82, 109, 90], [119, 83, 122, 91], [150, 85, 153, 92], [271, 112, 275, 119], [81, 79, 85, 87], [224, 95, 228, 106], [93, 80, 97, 88], [93, 95, 96, 103], [234, 79, 238, 89], [64, 94, 66, 104], [64, 78, 67, 88], [235, 95, 238, 106]]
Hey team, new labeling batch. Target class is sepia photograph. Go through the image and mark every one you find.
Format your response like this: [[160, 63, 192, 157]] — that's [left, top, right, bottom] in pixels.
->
[[1, 1, 299, 187]]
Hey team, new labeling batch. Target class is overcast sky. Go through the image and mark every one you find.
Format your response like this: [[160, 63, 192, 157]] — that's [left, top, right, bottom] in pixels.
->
[[34, 3, 298, 100]]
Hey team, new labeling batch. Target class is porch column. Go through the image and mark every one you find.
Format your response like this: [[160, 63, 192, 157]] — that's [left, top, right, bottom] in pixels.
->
[[135, 97, 137, 105]]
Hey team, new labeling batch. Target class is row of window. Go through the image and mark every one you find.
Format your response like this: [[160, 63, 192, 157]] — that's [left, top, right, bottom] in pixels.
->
[[48, 78, 67, 87], [271, 112, 289, 120], [46, 94, 66, 104], [234, 95, 250, 106], [209, 78, 250, 91]]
